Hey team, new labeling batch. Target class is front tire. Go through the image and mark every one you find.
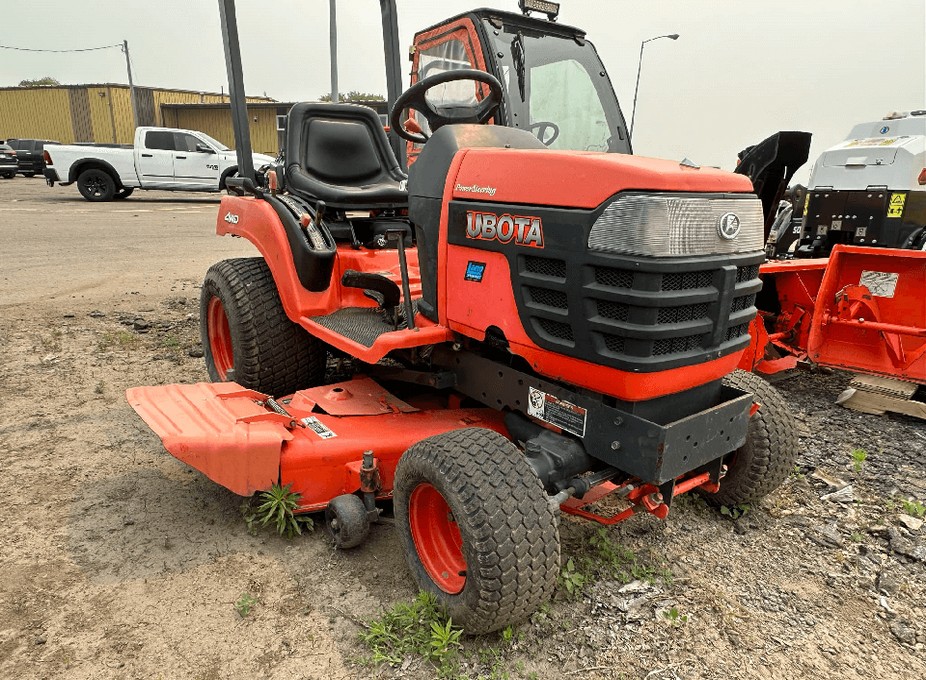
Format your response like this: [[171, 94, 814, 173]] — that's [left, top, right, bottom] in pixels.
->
[[704, 370, 798, 506], [394, 428, 560, 635], [77, 168, 116, 201], [200, 257, 327, 396]]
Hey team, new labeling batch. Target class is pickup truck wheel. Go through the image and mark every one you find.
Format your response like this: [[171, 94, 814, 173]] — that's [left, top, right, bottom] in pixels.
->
[[23, 172, 35, 178], [114, 187, 134, 200], [200, 257, 327, 396], [77, 168, 116, 201], [700, 370, 798, 506], [220, 168, 239, 194], [394, 428, 560, 635]]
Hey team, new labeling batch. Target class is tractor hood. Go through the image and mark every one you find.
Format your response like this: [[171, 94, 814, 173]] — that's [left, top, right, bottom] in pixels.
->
[[408, 125, 753, 210], [449, 148, 754, 209]]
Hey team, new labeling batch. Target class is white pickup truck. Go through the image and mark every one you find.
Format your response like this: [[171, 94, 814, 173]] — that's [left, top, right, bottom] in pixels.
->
[[44, 126, 275, 201]]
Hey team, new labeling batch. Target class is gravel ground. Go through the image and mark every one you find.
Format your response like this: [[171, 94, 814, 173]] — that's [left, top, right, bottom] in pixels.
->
[[1, 179, 924, 679]]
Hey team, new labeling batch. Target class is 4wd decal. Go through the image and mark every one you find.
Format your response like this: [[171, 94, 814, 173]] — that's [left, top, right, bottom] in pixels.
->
[[465, 210, 544, 248], [223, 211, 239, 224]]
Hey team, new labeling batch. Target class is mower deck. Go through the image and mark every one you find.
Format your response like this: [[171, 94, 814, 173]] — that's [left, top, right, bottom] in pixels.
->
[[128, 377, 508, 511]]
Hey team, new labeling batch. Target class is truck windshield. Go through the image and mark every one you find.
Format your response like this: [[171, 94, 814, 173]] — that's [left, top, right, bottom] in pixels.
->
[[197, 133, 230, 151], [482, 19, 631, 154]]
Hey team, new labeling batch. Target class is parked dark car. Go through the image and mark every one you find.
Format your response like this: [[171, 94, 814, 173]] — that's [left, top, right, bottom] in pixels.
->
[[0, 142, 18, 179], [6, 138, 60, 177]]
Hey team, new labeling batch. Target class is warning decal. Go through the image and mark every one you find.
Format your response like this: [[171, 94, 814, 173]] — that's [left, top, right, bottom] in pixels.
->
[[859, 270, 899, 298], [887, 193, 906, 218], [301, 416, 337, 439], [526, 387, 587, 437]]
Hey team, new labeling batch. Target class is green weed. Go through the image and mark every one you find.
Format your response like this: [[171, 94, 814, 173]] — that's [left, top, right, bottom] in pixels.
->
[[97, 330, 139, 351], [662, 606, 689, 625], [720, 503, 750, 520], [559, 528, 673, 598], [360, 592, 462, 675], [900, 499, 926, 519], [235, 593, 257, 617], [246, 483, 314, 538], [160, 333, 181, 349], [851, 448, 867, 473], [850, 531, 864, 543], [559, 557, 588, 598]]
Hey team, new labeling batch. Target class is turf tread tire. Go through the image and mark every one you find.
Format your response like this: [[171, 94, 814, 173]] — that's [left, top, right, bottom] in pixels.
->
[[394, 428, 560, 635], [706, 370, 798, 506], [200, 257, 326, 396]]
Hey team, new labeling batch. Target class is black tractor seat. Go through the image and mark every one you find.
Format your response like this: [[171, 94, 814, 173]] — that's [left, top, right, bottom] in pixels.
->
[[285, 102, 408, 210]]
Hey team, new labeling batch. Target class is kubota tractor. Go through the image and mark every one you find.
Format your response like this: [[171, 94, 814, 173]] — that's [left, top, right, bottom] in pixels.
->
[[127, 1, 798, 633]]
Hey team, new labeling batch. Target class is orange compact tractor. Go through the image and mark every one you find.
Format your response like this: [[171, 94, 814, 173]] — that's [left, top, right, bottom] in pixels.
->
[[127, 0, 797, 633]]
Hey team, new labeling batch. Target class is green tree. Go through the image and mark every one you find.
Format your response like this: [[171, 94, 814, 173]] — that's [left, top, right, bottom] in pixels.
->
[[319, 90, 384, 102], [19, 76, 60, 87]]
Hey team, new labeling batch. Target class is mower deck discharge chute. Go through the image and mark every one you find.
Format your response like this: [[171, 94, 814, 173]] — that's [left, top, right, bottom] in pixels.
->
[[127, 4, 799, 633]]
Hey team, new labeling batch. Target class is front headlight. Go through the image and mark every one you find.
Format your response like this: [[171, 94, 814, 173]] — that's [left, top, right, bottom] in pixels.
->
[[587, 192, 765, 257]]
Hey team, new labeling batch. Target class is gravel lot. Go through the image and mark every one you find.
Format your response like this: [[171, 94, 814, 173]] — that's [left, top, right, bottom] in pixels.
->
[[1, 178, 924, 679]]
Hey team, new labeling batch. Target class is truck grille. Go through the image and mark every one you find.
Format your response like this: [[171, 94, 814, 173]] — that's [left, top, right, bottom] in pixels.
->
[[516, 252, 764, 372]]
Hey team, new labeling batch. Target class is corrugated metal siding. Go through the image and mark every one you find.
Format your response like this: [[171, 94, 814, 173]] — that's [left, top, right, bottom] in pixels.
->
[[136, 89, 156, 127], [86, 87, 117, 143], [0, 88, 75, 142], [68, 89, 93, 142]]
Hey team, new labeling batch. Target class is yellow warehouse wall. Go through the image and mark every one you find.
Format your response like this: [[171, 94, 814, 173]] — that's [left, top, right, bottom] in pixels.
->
[[0, 86, 273, 145], [0, 88, 75, 143]]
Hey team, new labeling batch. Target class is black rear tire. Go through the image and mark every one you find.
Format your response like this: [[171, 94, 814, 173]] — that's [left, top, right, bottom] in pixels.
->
[[394, 428, 560, 635], [77, 168, 115, 201], [114, 187, 134, 199], [702, 370, 798, 506], [326, 494, 370, 549], [200, 257, 327, 396]]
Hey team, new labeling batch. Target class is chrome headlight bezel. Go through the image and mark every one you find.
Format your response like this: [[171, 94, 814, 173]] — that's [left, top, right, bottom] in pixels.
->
[[587, 192, 765, 258]]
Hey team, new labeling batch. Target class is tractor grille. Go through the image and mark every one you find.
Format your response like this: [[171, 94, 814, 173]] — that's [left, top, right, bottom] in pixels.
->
[[515, 251, 763, 372]]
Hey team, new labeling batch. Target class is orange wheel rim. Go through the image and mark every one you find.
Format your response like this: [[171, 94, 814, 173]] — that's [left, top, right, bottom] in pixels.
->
[[408, 483, 466, 594], [206, 296, 234, 378]]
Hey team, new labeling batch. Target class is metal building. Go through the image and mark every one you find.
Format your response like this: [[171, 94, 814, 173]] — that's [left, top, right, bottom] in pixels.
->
[[0, 84, 273, 147], [1, 85, 389, 155]]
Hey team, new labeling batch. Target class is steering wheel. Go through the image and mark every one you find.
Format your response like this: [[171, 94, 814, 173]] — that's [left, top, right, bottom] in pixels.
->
[[527, 121, 560, 146], [389, 69, 504, 144]]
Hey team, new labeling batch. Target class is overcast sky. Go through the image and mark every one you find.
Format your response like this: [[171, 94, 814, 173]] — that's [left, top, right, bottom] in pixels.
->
[[2, 1, 924, 182]]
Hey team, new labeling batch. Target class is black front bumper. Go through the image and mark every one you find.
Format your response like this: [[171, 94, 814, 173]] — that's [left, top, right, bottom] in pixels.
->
[[441, 350, 750, 485]]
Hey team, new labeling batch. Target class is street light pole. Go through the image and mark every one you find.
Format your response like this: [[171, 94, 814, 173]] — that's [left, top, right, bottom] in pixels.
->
[[122, 39, 139, 131], [629, 33, 679, 142], [329, 0, 339, 102]]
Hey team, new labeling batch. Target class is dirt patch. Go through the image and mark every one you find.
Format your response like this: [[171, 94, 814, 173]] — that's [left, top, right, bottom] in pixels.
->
[[1, 180, 924, 678]]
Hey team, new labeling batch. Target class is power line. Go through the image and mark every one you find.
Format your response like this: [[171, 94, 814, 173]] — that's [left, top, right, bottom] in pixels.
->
[[0, 43, 122, 53]]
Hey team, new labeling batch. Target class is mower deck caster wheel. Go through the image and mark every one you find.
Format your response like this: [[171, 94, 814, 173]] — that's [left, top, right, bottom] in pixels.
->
[[326, 494, 370, 549]]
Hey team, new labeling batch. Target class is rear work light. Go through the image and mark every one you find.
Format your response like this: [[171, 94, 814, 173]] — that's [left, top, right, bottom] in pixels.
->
[[588, 192, 765, 257]]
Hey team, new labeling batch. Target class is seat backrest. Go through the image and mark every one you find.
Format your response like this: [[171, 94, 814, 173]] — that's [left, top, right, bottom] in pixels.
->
[[285, 103, 407, 209]]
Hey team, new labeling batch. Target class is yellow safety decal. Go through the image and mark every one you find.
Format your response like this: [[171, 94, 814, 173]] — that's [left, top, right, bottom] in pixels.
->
[[803, 193, 810, 214], [887, 193, 906, 218]]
